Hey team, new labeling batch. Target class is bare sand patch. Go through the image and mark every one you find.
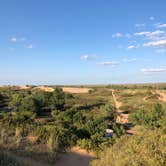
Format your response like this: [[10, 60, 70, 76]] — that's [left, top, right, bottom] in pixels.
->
[[33, 86, 55, 92], [70, 146, 95, 157], [62, 87, 91, 94], [22, 86, 91, 94], [19, 85, 30, 90], [158, 90, 166, 102]]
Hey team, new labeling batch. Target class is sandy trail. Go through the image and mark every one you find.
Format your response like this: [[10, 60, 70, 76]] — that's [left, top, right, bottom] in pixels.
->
[[112, 90, 128, 124], [55, 147, 96, 166], [111, 90, 136, 134], [112, 90, 137, 135], [112, 90, 123, 113], [6, 152, 49, 166], [6, 147, 95, 166]]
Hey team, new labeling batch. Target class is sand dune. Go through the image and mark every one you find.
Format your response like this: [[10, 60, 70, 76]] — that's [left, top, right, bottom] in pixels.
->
[[62, 87, 91, 94]]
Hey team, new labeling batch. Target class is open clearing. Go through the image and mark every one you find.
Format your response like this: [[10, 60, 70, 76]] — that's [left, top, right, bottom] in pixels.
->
[[33, 86, 55, 92], [62, 87, 91, 94], [19, 86, 91, 94], [158, 90, 166, 102]]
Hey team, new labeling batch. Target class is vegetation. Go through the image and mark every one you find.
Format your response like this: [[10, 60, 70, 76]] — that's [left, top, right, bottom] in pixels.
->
[[0, 84, 166, 165], [91, 128, 166, 166], [0, 86, 121, 164], [129, 103, 166, 129], [91, 103, 166, 166]]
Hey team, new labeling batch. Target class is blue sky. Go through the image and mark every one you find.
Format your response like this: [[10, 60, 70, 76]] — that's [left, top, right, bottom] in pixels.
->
[[0, 0, 166, 85]]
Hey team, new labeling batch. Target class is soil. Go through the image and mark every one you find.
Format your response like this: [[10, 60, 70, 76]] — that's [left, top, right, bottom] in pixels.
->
[[62, 87, 91, 94], [7, 147, 95, 166]]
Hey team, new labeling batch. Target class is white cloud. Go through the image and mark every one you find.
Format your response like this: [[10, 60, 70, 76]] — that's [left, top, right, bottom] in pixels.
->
[[141, 68, 166, 73], [147, 31, 165, 41], [156, 23, 166, 28], [10, 36, 27, 42], [135, 30, 166, 47], [143, 40, 166, 48], [80, 54, 89, 60], [80, 54, 97, 60], [127, 45, 139, 50], [25, 44, 33, 49], [134, 30, 165, 38], [149, 16, 155, 21], [135, 24, 146, 28], [11, 37, 17, 42], [123, 58, 137, 62], [112, 33, 123, 38], [112, 33, 131, 38], [149, 30, 165, 35], [98, 61, 120, 66], [134, 31, 150, 36]]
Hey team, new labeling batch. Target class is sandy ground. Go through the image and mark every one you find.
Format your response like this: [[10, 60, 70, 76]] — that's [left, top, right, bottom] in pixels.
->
[[55, 147, 96, 166], [19, 85, 30, 90], [112, 90, 123, 113], [33, 86, 55, 92], [6, 147, 95, 166], [158, 90, 166, 102], [6, 152, 50, 166], [112, 90, 135, 134], [143, 90, 166, 102], [62, 87, 91, 94], [19, 85, 91, 94], [112, 90, 127, 123]]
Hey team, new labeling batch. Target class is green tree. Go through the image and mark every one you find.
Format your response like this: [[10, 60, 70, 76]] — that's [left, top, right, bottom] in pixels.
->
[[49, 88, 65, 110]]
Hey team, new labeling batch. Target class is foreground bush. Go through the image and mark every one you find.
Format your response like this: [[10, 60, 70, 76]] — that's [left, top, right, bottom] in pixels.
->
[[91, 129, 166, 166]]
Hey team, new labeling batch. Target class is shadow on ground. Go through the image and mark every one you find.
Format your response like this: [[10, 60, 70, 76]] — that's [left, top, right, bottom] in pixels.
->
[[55, 151, 96, 166]]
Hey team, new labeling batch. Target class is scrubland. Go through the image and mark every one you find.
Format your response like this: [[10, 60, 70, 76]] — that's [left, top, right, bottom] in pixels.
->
[[0, 84, 165, 166]]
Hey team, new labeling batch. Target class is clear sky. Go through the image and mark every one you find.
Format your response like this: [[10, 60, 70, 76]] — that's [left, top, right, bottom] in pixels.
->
[[0, 0, 166, 85]]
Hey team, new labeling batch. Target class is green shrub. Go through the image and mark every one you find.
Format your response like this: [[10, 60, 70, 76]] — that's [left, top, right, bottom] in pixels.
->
[[129, 103, 166, 129]]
